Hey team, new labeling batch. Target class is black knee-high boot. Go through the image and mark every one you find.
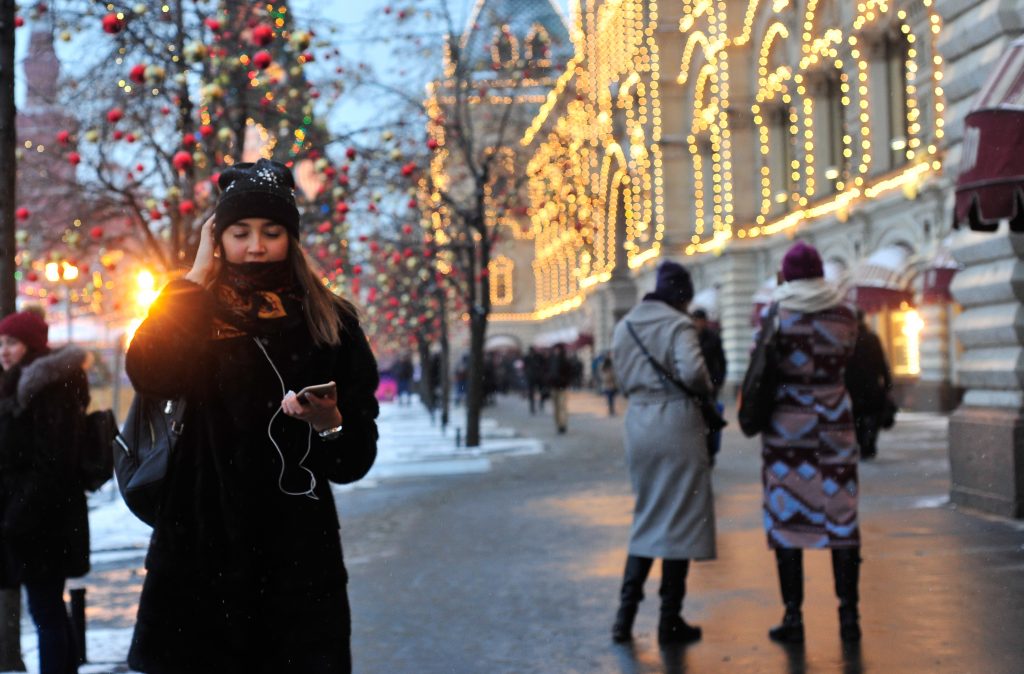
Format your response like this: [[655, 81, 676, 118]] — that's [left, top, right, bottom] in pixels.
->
[[612, 555, 653, 643], [832, 547, 862, 642], [658, 559, 702, 645], [768, 548, 805, 643]]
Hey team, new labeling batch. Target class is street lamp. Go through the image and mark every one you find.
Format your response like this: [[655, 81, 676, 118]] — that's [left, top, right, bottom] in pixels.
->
[[44, 260, 79, 343]]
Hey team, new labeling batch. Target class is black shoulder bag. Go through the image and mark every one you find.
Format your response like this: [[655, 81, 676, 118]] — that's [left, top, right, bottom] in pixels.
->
[[738, 302, 780, 437], [625, 321, 728, 435], [112, 395, 187, 526]]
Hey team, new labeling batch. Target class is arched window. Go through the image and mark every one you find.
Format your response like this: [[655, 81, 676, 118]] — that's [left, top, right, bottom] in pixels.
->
[[766, 105, 796, 214], [491, 27, 518, 69], [525, 25, 550, 64], [884, 31, 912, 169], [489, 255, 514, 306]]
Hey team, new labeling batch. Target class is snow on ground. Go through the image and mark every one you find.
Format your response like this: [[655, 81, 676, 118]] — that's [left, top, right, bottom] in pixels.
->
[[5, 399, 541, 673]]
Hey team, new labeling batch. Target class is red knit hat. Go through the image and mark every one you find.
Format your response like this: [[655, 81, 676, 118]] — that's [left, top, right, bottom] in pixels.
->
[[0, 310, 49, 354]]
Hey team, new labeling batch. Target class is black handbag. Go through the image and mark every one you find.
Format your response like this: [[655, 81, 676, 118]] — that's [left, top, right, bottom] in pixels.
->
[[112, 395, 186, 526], [738, 302, 781, 437], [624, 321, 728, 434], [82, 409, 117, 491]]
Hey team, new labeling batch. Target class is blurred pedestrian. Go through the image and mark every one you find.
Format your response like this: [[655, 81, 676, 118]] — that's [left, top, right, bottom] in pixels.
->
[[599, 355, 618, 416], [844, 310, 893, 460], [523, 347, 546, 415], [394, 353, 414, 406], [756, 241, 862, 644], [0, 309, 90, 674], [691, 308, 727, 463], [546, 343, 573, 433], [124, 160, 379, 673], [610, 261, 716, 645]]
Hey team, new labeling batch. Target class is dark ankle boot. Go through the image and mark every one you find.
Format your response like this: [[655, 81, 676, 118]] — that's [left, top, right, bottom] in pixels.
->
[[768, 548, 805, 643], [833, 548, 862, 642], [657, 559, 702, 645], [612, 555, 653, 643]]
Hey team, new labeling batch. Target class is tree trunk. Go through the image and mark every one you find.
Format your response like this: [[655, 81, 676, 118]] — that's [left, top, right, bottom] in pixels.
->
[[464, 310, 486, 447], [437, 286, 450, 432], [0, 7, 30, 668], [0, 0, 17, 317]]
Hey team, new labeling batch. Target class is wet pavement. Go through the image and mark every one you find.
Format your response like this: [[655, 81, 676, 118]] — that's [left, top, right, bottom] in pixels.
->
[[39, 392, 1024, 673], [341, 393, 1024, 674]]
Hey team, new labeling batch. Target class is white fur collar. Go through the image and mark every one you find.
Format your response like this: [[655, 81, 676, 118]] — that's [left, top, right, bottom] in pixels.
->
[[16, 346, 88, 410]]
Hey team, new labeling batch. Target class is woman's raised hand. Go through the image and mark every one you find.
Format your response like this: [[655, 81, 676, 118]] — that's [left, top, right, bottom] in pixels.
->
[[185, 216, 219, 286]]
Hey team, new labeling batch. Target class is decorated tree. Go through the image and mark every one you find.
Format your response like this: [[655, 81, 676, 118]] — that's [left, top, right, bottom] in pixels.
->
[[329, 0, 568, 446]]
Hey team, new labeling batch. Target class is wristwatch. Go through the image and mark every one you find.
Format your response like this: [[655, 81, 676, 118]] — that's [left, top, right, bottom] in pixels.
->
[[317, 424, 344, 441]]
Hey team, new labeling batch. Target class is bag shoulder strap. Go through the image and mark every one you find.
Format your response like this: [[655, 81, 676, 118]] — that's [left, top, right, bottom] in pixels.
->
[[624, 320, 703, 402]]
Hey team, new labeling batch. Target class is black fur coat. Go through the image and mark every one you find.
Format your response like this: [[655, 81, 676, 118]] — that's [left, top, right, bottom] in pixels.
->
[[125, 280, 379, 674], [0, 346, 90, 586]]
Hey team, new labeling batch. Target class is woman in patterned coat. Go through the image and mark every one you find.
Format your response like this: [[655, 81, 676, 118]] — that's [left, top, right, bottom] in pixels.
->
[[759, 241, 862, 644]]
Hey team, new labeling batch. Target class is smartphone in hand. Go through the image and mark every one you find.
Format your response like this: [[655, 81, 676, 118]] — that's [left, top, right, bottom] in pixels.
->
[[296, 381, 337, 404]]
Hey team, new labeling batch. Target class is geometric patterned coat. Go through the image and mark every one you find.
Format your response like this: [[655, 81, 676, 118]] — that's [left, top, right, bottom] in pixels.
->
[[761, 302, 860, 549]]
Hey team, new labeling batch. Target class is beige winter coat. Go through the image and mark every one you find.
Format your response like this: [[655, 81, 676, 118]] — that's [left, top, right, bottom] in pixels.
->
[[611, 300, 717, 560]]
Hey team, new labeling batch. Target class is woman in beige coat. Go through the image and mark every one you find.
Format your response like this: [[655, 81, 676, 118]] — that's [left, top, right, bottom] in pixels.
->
[[610, 261, 716, 645]]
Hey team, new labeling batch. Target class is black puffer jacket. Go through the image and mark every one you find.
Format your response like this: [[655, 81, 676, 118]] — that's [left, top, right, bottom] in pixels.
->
[[0, 346, 90, 587], [125, 280, 379, 674]]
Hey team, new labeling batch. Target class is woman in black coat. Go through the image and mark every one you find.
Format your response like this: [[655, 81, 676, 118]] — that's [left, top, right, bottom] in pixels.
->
[[0, 309, 90, 674], [125, 160, 379, 674]]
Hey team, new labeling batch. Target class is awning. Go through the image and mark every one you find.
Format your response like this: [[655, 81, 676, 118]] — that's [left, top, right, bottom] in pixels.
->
[[921, 237, 961, 304], [691, 286, 719, 320], [533, 326, 580, 348], [485, 334, 522, 351], [954, 36, 1024, 231], [751, 276, 777, 326], [851, 246, 917, 312]]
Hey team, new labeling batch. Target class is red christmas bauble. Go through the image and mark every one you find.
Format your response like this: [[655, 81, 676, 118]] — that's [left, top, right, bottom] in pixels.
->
[[56, 130, 70, 145], [204, 17, 221, 31], [107, 107, 124, 124], [67, 152, 81, 166], [89, 226, 104, 240], [26, 271, 38, 282], [427, 138, 439, 150], [178, 199, 196, 215], [15, 207, 29, 221], [102, 13, 125, 34], [199, 124, 214, 138], [251, 24, 274, 46], [14, 16, 24, 28], [182, 133, 196, 146], [253, 50, 272, 70], [172, 150, 193, 171], [129, 64, 146, 83], [346, 147, 357, 160]]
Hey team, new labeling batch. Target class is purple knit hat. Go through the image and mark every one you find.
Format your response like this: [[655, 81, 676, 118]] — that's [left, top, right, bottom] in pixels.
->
[[781, 241, 824, 281]]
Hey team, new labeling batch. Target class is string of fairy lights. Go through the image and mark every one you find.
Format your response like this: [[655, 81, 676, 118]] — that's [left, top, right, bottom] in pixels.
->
[[490, 0, 946, 322]]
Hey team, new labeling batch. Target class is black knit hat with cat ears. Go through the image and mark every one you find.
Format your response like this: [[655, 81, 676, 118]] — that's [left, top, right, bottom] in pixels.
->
[[214, 159, 300, 238]]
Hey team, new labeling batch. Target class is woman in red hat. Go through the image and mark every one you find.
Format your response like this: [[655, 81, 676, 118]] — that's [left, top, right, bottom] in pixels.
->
[[0, 308, 91, 674]]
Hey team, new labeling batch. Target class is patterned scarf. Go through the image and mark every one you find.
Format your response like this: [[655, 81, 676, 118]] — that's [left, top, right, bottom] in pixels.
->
[[212, 261, 305, 339]]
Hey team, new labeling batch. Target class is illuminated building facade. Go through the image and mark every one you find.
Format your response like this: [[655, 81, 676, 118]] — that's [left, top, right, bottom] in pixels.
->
[[425, 0, 574, 351], [505, 0, 967, 411]]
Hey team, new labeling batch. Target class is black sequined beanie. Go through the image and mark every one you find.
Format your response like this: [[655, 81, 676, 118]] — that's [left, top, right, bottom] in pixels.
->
[[215, 159, 300, 238]]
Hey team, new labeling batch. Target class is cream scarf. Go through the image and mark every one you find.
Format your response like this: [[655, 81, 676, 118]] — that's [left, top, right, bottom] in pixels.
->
[[772, 278, 848, 313]]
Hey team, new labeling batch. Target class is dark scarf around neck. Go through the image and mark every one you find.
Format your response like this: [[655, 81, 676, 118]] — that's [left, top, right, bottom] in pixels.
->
[[212, 261, 305, 339]]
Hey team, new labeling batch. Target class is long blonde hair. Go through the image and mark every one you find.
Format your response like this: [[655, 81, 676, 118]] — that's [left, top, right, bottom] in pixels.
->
[[288, 243, 358, 347]]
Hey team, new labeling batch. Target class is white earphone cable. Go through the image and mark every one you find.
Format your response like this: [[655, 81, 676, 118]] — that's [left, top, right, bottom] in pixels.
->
[[252, 337, 318, 500]]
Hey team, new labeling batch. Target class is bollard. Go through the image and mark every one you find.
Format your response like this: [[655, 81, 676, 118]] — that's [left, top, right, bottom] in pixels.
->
[[69, 588, 87, 664], [455, 427, 462, 448]]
